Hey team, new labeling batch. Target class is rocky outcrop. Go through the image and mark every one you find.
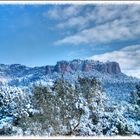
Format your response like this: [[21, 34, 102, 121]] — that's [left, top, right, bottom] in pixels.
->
[[94, 61, 121, 74], [45, 65, 52, 75], [54, 61, 72, 73], [106, 62, 121, 74], [70, 59, 81, 71], [0, 59, 121, 78], [52, 60, 121, 74], [54, 60, 94, 73], [82, 62, 93, 72]]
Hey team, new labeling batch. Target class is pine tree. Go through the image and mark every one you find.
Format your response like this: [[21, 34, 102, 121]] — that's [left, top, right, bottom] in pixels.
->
[[78, 77, 106, 114], [136, 84, 140, 105], [53, 77, 83, 135], [128, 84, 140, 120], [18, 77, 83, 136]]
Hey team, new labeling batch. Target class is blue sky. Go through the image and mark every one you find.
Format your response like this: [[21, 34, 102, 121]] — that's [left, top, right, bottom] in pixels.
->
[[0, 4, 140, 78]]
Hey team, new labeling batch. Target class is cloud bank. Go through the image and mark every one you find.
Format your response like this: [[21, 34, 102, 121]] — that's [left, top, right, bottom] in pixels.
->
[[89, 45, 140, 78], [52, 5, 140, 45]]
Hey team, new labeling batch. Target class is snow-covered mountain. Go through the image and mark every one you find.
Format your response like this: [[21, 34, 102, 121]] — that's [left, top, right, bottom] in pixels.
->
[[0, 59, 139, 102], [0, 59, 139, 136], [0, 59, 122, 79]]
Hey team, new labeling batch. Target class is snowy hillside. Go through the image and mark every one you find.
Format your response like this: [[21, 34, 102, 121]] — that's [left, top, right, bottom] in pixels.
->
[[0, 59, 139, 136], [0, 59, 138, 102]]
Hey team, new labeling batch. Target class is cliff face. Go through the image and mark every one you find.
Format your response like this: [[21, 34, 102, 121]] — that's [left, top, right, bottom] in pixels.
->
[[54, 61, 72, 73], [45, 59, 121, 75], [94, 62, 121, 74], [108, 62, 121, 74], [45, 65, 52, 75], [0, 60, 121, 77], [82, 61, 93, 72]]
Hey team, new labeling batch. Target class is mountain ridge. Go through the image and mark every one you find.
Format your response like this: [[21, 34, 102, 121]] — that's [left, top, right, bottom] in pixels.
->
[[0, 59, 122, 78], [0, 59, 139, 102]]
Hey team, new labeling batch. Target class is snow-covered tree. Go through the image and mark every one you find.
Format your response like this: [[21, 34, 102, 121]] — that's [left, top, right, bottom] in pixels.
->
[[129, 84, 140, 121], [5, 77, 139, 136], [17, 78, 83, 136]]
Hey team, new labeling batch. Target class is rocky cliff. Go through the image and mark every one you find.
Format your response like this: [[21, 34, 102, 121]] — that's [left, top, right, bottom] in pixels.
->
[[45, 59, 121, 75], [0, 60, 121, 78]]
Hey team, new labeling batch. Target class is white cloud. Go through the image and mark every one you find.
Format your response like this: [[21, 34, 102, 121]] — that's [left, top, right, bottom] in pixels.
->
[[44, 7, 60, 20], [63, 5, 81, 17], [54, 5, 136, 29], [88, 45, 140, 78], [55, 19, 140, 45], [54, 4, 140, 46], [44, 5, 82, 20], [57, 16, 89, 30]]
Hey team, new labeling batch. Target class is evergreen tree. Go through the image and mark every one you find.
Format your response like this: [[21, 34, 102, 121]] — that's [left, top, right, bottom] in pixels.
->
[[129, 84, 140, 120], [18, 78, 83, 136], [53, 77, 83, 135]]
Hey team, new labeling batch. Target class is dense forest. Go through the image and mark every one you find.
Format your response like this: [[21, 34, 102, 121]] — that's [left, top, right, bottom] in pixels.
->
[[0, 76, 139, 136]]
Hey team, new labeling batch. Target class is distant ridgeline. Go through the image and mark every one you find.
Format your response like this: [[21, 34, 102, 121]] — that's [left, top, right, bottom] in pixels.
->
[[0, 59, 121, 78], [0, 59, 139, 102], [46, 59, 121, 75]]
